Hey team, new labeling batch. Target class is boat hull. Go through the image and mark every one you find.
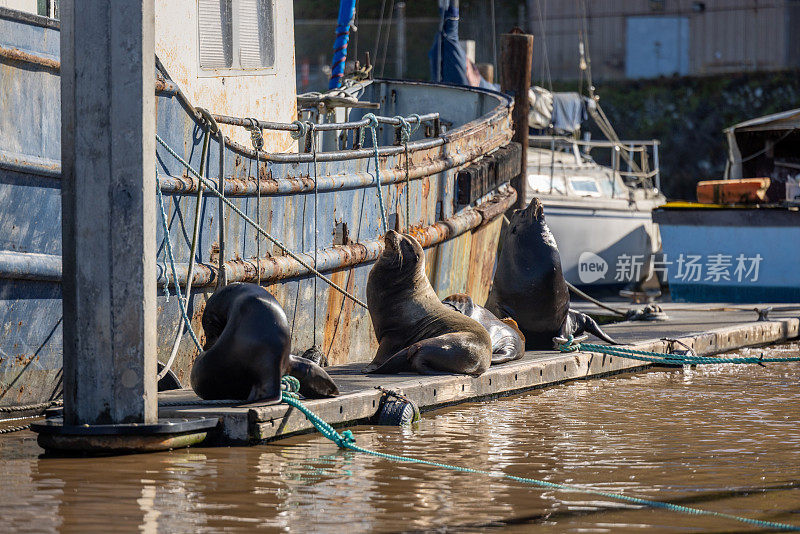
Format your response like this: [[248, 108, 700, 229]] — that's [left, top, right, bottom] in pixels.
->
[[653, 207, 800, 303], [0, 10, 515, 407], [536, 197, 662, 288]]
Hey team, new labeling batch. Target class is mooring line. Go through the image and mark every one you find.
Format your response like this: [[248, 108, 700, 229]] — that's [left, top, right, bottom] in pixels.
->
[[278, 376, 800, 532], [556, 336, 800, 365]]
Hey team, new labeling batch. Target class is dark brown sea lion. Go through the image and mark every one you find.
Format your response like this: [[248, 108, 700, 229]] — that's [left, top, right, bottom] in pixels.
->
[[485, 198, 616, 349], [442, 293, 525, 364], [364, 230, 492, 375], [191, 283, 290, 401], [191, 283, 340, 401]]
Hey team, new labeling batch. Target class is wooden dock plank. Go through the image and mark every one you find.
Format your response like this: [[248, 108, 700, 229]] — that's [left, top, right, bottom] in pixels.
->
[[158, 304, 800, 445]]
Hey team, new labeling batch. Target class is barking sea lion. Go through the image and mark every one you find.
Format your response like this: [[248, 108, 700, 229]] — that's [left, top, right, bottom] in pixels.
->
[[191, 283, 339, 401], [485, 198, 616, 349], [365, 230, 492, 375], [442, 293, 525, 364]]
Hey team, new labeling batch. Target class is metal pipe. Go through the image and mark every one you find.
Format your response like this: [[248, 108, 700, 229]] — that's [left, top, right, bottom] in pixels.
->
[[529, 135, 661, 147], [0, 250, 62, 281], [212, 112, 439, 133], [0, 45, 178, 95], [157, 187, 516, 288], [0, 44, 59, 71], [0, 148, 61, 178], [0, 188, 517, 286], [158, 130, 506, 196]]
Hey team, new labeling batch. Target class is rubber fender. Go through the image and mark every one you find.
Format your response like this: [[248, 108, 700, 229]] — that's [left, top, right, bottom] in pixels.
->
[[374, 398, 420, 426]]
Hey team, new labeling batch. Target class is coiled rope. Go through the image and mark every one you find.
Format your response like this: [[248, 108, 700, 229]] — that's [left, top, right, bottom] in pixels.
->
[[556, 336, 800, 365], [362, 113, 388, 234], [0, 399, 62, 413], [278, 376, 800, 532], [0, 400, 62, 434], [156, 134, 368, 309]]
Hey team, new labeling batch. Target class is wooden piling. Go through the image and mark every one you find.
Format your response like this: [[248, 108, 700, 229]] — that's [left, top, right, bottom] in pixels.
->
[[499, 29, 533, 210]]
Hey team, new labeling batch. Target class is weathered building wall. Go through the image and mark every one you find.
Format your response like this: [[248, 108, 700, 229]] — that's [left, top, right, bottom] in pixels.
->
[[528, 0, 797, 83], [0, 0, 36, 13]]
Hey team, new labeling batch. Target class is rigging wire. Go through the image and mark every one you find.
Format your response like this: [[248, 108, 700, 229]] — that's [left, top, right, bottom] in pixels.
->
[[535, 0, 553, 92], [378, 0, 395, 77], [372, 0, 388, 72], [490, 0, 498, 76]]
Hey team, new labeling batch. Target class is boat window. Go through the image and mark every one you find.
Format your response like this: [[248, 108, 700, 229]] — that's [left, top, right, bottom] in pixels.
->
[[527, 173, 566, 195], [569, 176, 602, 197], [198, 0, 275, 72]]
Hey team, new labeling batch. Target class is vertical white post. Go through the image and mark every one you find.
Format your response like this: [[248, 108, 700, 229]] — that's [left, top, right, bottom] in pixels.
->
[[60, 0, 157, 425], [653, 142, 661, 191]]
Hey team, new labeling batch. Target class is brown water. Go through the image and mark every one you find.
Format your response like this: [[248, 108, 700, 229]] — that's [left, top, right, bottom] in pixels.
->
[[2, 344, 800, 533]]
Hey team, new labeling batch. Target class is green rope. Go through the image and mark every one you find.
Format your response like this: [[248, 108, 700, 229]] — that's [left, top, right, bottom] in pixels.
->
[[277, 375, 799, 531], [557, 336, 800, 365], [363, 113, 388, 234]]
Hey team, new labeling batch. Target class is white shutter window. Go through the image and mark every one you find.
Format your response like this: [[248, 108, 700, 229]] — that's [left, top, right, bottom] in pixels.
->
[[198, 0, 233, 69], [238, 0, 261, 68], [198, 0, 273, 72], [238, 0, 275, 69]]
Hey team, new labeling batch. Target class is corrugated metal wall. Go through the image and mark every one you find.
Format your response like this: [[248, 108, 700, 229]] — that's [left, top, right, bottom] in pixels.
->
[[528, 0, 792, 82]]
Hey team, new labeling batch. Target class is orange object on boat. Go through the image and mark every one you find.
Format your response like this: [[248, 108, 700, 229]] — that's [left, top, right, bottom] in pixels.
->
[[696, 178, 771, 204]]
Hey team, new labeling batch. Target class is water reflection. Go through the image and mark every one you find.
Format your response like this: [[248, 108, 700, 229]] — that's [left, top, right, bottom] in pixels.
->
[[1, 345, 798, 532]]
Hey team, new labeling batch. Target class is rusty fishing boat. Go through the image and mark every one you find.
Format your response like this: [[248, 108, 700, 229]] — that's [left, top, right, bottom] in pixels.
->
[[0, 3, 519, 410]]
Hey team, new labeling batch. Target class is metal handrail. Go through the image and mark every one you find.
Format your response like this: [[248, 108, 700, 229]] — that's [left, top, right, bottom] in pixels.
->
[[529, 135, 660, 147], [213, 112, 439, 133], [528, 134, 662, 190]]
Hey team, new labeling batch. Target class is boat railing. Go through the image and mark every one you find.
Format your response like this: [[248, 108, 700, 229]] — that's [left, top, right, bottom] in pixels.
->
[[529, 135, 661, 191], [211, 111, 444, 163]]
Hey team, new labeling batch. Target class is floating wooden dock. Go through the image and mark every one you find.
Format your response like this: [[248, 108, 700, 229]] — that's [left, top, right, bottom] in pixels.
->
[[158, 303, 800, 445]]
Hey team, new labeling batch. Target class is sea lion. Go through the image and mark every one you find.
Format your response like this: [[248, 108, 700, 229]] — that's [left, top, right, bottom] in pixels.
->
[[442, 293, 525, 364], [287, 354, 339, 398], [364, 230, 492, 375], [190, 283, 291, 402], [485, 198, 616, 349]]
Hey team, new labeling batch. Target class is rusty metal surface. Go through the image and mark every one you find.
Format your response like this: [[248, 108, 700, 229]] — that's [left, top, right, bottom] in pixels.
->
[[0, 44, 177, 96], [0, 44, 59, 71], [0, 13, 515, 407]]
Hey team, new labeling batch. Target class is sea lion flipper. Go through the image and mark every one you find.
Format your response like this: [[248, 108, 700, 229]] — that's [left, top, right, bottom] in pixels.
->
[[365, 347, 414, 374], [566, 309, 618, 345], [490, 345, 520, 365], [287, 354, 340, 398]]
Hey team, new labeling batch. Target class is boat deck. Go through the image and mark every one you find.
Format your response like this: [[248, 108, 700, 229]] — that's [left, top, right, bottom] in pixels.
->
[[159, 302, 800, 445]]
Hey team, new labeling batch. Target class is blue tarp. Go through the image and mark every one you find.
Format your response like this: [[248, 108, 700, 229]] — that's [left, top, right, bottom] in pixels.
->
[[429, 0, 496, 90], [551, 92, 588, 133]]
